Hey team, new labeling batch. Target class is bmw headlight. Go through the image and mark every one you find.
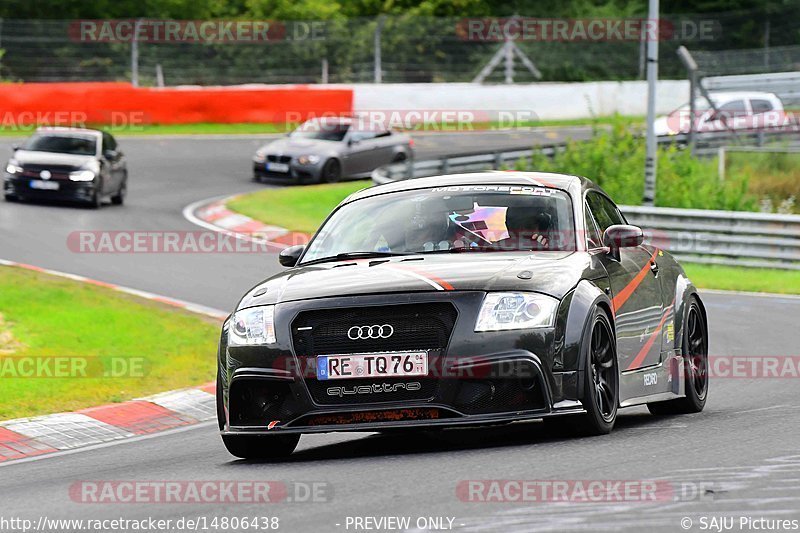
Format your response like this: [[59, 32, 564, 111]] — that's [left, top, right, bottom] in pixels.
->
[[254, 149, 267, 163], [475, 292, 559, 331], [229, 305, 277, 346], [5, 160, 22, 174], [297, 154, 320, 165]]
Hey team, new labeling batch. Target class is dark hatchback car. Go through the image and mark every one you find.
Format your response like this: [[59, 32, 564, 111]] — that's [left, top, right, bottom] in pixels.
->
[[217, 172, 709, 459], [4, 127, 128, 208]]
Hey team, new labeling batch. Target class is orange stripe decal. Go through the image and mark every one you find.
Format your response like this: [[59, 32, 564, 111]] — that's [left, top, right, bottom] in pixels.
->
[[626, 299, 675, 370], [611, 249, 658, 312]]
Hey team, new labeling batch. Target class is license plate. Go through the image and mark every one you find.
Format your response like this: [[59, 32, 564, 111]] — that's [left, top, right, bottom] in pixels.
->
[[29, 180, 60, 190], [317, 352, 428, 381], [266, 162, 290, 173]]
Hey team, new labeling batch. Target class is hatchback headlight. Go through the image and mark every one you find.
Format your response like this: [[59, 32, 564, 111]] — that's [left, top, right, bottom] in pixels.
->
[[228, 305, 277, 346], [297, 154, 320, 165], [254, 149, 267, 163], [5, 160, 22, 174], [475, 292, 559, 331], [69, 170, 96, 182]]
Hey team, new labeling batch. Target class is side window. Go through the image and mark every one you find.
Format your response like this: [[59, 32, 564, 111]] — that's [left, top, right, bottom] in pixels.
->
[[586, 192, 624, 234], [751, 99, 773, 113], [350, 130, 378, 143], [584, 203, 603, 249], [710, 100, 747, 121], [102, 132, 117, 151]]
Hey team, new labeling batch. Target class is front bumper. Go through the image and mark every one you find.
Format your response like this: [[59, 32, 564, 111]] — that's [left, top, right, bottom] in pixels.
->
[[252, 159, 322, 182], [220, 292, 583, 435], [4, 174, 96, 202]]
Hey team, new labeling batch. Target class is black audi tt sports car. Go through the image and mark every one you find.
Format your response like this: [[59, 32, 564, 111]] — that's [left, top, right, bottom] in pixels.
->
[[217, 172, 709, 458]]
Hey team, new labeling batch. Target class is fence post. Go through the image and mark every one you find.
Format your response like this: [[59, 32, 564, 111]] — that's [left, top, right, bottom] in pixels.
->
[[374, 16, 385, 83], [131, 19, 142, 87]]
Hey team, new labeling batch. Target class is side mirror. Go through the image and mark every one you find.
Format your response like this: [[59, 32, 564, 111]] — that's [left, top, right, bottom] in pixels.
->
[[347, 138, 358, 147], [11, 144, 19, 152], [603, 224, 644, 250], [103, 149, 117, 160], [279, 245, 305, 267]]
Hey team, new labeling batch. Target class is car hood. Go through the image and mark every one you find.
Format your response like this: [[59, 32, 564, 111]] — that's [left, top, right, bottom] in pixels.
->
[[13, 150, 95, 169], [237, 252, 590, 309], [259, 137, 340, 157]]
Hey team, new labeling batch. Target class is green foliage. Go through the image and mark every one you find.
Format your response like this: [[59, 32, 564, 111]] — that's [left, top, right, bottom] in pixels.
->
[[519, 119, 759, 211]]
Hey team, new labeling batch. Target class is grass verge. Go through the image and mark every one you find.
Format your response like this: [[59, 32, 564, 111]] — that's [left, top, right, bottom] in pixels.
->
[[683, 263, 800, 295], [0, 115, 640, 137], [227, 180, 371, 234], [0, 265, 220, 419]]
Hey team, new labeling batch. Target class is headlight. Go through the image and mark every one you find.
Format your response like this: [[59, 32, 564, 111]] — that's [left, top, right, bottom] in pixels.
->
[[228, 305, 277, 346], [475, 292, 559, 331], [69, 170, 95, 182], [5, 160, 22, 174], [297, 154, 320, 165], [254, 149, 267, 163]]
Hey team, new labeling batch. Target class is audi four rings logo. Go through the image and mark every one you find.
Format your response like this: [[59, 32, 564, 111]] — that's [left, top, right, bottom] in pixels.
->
[[348, 324, 394, 340]]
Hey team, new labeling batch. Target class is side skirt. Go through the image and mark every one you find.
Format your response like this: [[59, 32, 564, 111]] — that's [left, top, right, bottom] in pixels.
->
[[618, 352, 686, 408]]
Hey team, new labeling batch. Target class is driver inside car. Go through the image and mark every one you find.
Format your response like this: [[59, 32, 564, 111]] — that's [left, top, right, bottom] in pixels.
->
[[493, 207, 552, 251]]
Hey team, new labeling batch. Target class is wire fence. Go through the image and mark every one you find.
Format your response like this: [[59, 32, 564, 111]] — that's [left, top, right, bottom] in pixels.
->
[[0, 12, 796, 86]]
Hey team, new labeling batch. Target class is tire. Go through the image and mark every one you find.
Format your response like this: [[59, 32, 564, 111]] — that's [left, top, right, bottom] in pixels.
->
[[549, 307, 619, 436], [648, 296, 708, 415], [88, 189, 102, 209], [111, 181, 126, 205], [216, 371, 300, 459], [320, 159, 341, 183], [391, 152, 408, 163]]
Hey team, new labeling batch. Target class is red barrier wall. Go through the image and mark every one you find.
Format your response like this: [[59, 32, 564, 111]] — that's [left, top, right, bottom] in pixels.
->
[[0, 82, 353, 126]]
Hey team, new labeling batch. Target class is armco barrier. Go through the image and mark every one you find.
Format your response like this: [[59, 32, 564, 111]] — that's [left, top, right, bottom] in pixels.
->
[[0, 82, 353, 125]]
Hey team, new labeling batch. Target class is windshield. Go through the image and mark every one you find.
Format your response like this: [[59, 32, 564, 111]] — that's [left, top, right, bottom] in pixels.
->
[[290, 120, 349, 142], [22, 133, 98, 156], [301, 185, 576, 263]]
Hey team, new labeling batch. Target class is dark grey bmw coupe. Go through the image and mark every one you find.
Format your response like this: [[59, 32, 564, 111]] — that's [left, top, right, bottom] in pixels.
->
[[217, 172, 709, 458]]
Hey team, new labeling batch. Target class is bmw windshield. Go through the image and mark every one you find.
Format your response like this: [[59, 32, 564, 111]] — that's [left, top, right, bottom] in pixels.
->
[[301, 185, 576, 264]]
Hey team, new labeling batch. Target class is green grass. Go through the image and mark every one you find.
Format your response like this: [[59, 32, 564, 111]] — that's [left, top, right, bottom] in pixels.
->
[[0, 266, 220, 419], [683, 263, 800, 295], [227, 180, 371, 234], [0, 115, 639, 137], [0, 122, 289, 137]]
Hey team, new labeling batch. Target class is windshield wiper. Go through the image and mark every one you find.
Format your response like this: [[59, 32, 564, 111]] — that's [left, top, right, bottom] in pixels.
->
[[301, 251, 408, 265]]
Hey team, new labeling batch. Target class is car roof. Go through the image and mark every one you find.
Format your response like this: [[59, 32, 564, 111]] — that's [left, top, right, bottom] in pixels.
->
[[345, 171, 602, 204], [35, 126, 103, 137]]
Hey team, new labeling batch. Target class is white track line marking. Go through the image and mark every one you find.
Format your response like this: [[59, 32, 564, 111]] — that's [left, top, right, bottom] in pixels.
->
[[0, 421, 217, 468]]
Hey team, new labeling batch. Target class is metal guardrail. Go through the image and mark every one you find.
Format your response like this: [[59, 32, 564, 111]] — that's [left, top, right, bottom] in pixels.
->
[[703, 71, 800, 105], [371, 132, 800, 269], [620, 206, 800, 270]]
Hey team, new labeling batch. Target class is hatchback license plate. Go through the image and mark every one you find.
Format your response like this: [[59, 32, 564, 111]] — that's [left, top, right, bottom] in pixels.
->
[[29, 180, 60, 190], [317, 352, 428, 381]]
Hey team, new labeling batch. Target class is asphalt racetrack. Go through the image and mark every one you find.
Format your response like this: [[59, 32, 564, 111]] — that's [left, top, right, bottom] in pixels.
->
[[1, 129, 799, 532]]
